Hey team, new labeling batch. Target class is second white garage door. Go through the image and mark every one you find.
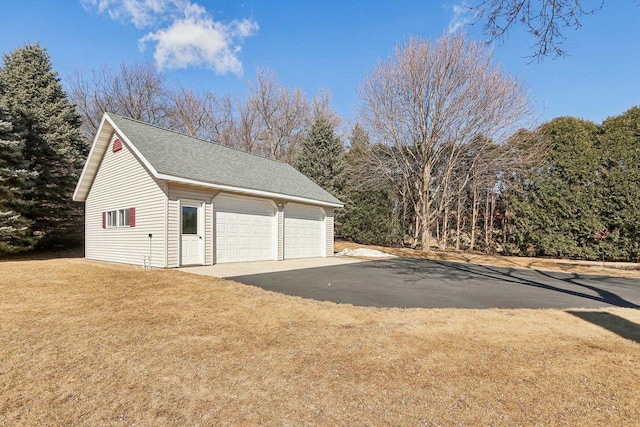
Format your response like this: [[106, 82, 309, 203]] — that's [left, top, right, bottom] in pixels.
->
[[215, 195, 276, 263], [284, 204, 325, 259]]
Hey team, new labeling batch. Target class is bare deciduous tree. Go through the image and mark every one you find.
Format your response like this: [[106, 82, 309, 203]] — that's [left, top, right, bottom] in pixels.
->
[[469, 0, 605, 59], [245, 67, 311, 162], [204, 94, 236, 148], [359, 34, 532, 251], [166, 85, 212, 139], [68, 62, 169, 141], [311, 89, 341, 129], [167, 85, 236, 145]]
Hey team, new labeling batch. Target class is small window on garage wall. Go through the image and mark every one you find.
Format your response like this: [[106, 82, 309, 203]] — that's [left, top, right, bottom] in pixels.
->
[[103, 208, 136, 228]]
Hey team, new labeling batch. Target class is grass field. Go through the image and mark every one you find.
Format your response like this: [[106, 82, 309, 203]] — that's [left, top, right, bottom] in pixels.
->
[[1, 256, 639, 426]]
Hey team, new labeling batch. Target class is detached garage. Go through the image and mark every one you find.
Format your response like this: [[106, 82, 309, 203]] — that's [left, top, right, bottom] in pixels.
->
[[73, 112, 342, 268]]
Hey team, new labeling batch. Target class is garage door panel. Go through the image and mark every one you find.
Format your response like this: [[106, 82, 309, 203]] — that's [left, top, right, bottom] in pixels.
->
[[215, 195, 275, 263], [284, 204, 324, 259]]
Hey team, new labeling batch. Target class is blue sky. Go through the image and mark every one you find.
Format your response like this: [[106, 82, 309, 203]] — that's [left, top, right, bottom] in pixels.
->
[[1, 1, 638, 129]]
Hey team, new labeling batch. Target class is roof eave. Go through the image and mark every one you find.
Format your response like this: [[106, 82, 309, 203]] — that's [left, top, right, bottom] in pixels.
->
[[156, 173, 344, 208]]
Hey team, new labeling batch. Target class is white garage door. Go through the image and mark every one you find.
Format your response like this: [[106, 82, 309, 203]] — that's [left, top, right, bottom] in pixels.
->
[[284, 204, 324, 259], [215, 195, 275, 263]]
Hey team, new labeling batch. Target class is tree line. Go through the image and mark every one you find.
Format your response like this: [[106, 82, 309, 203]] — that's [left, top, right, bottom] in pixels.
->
[[1, 37, 639, 262], [509, 109, 640, 261], [69, 65, 339, 165]]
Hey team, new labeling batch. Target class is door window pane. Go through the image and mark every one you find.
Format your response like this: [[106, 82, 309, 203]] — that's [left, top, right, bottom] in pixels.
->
[[182, 206, 198, 234]]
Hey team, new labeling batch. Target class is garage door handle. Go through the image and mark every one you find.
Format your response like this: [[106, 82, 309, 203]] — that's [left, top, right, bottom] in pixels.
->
[[199, 236, 202, 239]]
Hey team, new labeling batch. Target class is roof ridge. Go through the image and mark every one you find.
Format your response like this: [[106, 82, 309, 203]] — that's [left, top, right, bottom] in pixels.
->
[[106, 112, 294, 167]]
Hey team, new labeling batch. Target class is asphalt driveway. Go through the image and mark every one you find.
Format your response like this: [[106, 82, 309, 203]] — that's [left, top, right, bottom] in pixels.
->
[[227, 257, 640, 309]]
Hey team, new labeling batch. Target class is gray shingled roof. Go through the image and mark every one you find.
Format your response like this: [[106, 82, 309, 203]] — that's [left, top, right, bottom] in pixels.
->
[[108, 113, 342, 206]]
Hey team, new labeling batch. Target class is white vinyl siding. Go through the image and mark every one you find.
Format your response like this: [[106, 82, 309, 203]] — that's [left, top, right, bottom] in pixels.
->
[[284, 204, 325, 259], [325, 207, 334, 257], [167, 183, 215, 268], [85, 133, 166, 267], [214, 194, 276, 263]]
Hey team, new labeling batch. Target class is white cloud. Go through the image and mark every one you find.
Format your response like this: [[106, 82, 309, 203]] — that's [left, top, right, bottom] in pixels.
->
[[83, 0, 176, 27], [140, 15, 258, 75], [82, 0, 258, 76], [447, 2, 476, 34]]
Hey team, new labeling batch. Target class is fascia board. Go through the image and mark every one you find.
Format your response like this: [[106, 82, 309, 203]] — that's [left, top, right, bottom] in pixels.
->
[[156, 173, 344, 208], [72, 114, 110, 202]]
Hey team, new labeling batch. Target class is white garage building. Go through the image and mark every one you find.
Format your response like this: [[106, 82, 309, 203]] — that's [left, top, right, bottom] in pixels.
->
[[73, 113, 342, 268]]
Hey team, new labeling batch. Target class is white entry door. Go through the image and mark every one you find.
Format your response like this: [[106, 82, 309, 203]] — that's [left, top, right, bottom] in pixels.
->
[[215, 195, 276, 263], [284, 204, 324, 259], [181, 202, 203, 266]]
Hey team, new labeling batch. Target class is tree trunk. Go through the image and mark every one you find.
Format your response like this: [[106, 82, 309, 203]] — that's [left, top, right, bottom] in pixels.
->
[[502, 201, 508, 246], [484, 191, 490, 250], [421, 163, 432, 251], [440, 180, 451, 250], [413, 206, 421, 248], [402, 188, 408, 239], [470, 187, 478, 251], [442, 205, 449, 250], [489, 193, 496, 251], [456, 191, 462, 251]]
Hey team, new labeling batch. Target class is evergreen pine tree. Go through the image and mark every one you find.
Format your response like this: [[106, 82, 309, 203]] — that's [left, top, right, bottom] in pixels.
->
[[341, 123, 401, 246], [345, 123, 369, 162], [295, 116, 345, 198], [0, 99, 37, 253], [1, 43, 87, 247], [296, 116, 345, 235]]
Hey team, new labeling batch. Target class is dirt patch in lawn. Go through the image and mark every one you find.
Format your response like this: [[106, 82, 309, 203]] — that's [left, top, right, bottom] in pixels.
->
[[335, 240, 640, 278], [1, 258, 639, 426]]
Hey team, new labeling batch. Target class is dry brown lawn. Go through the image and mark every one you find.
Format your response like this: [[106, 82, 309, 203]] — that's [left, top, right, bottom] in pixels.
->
[[335, 240, 640, 278], [1, 257, 639, 426]]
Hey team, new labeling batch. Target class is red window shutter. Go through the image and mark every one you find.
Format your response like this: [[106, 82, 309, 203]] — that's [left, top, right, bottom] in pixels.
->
[[102, 212, 106, 228], [129, 207, 136, 227], [113, 138, 123, 152]]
